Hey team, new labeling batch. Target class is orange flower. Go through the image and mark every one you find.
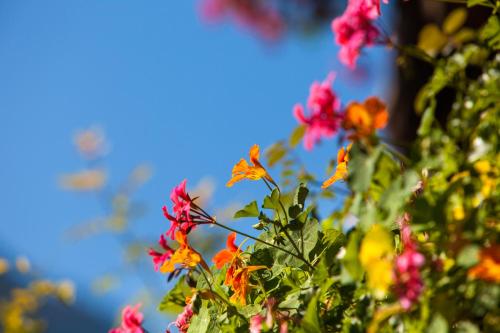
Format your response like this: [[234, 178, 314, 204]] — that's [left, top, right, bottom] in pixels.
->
[[468, 245, 500, 283], [227, 266, 265, 305], [322, 144, 352, 188], [213, 233, 265, 304], [343, 97, 388, 138], [212, 232, 241, 269], [160, 231, 209, 273], [227, 144, 275, 187]]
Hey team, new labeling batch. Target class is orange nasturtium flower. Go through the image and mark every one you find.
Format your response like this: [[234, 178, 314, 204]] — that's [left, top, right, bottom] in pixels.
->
[[343, 97, 388, 138], [468, 244, 500, 283], [213, 232, 241, 269], [322, 144, 352, 189], [212, 233, 265, 305], [226, 144, 276, 187], [160, 231, 209, 273]]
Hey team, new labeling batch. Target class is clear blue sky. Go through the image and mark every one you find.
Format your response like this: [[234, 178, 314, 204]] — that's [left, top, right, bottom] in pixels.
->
[[0, 0, 393, 330]]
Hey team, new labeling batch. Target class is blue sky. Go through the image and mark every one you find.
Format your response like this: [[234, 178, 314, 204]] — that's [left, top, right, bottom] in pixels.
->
[[0, 0, 394, 330]]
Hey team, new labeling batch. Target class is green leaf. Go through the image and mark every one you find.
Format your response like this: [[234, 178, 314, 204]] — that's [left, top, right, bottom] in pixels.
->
[[158, 276, 192, 314], [418, 24, 447, 56], [443, 8, 468, 35], [467, 0, 486, 7], [426, 313, 448, 333], [418, 104, 435, 137], [238, 304, 261, 318], [453, 28, 476, 44], [349, 145, 382, 193], [342, 230, 363, 281], [480, 15, 500, 50], [456, 245, 480, 268], [289, 125, 306, 148], [266, 142, 287, 167], [301, 295, 322, 333], [187, 302, 211, 333], [263, 189, 280, 209], [321, 228, 346, 265], [234, 201, 259, 218], [294, 183, 309, 209], [455, 321, 480, 333], [249, 248, 274, 267]]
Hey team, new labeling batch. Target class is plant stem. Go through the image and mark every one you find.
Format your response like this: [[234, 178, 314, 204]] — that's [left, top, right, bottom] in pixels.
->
[[432, 0, 495, 8], [381, 142, 411, 165], [263, 179, 305, 258], [212, 221, 314, 270]]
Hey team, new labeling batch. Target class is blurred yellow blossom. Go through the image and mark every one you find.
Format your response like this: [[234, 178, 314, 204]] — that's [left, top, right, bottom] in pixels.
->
[[74, 126, 108, 159], [359, 224, 394, 298], [57, 280, 76, 304], [59, 169, 106, 191], [15, 256, 30, 274], [0, 257, 9, 275]]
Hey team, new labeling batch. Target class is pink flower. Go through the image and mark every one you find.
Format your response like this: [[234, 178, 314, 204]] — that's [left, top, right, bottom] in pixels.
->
[[109, 304, 144, 333], [250, 314, 264, 333], [199, 0, 284, 40], [148, 234, 174, 271], [331, 0, 382, 69], [394, 247, 425, 310], [394, 213, 425, 310], [293, 73, 343, 150], [167, 303, 194, 333], [163, 180, 197, 239]]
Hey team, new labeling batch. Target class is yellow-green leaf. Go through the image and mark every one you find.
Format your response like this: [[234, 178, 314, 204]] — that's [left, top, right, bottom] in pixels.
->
[[289, 125, 306, 148], [418, 24, 447, 57], [443, 8, 468, 35]]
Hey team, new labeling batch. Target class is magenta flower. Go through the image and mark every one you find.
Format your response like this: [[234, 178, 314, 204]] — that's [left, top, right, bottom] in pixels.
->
[[394, 246, 425, 310], [163, 179, 197, 239], [293, 73, 343, 150], [167, 303, 194, 333], [394, 213, 425, 310], [109, 304, 144, 333], [148, 234, 174, 271], [199, 0, 284, 40], [331, 0, 382, 69], [249, 314, 264, 333]]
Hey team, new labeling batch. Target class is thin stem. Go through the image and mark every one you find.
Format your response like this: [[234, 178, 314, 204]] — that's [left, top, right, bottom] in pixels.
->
[[381, 142, 411, 165], [387, 38, 436, 65], [213, 221, 314, 270], [432, 0, 495, 8], [276, 188, 304, 258], [263, 179, 304, 258]]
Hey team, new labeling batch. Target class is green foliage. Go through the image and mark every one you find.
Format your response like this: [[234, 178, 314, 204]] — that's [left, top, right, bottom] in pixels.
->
[[153, 6, 500, 333]]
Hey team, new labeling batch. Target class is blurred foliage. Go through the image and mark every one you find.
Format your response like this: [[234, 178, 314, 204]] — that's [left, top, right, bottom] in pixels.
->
[[151, 4, 500, 333], [0, 257, 75, 333]]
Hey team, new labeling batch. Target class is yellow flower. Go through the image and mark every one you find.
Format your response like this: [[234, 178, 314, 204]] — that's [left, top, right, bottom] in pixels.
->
[[0, 258, 9, 275], [322, 144, 352, 188], [227, 145, 275, 187], [359, 224, 394, 297], [473, 159, 498, 202], [59, 169, 106, 191], [160, 231, 209, 273], [15, 257, 30, 274]]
